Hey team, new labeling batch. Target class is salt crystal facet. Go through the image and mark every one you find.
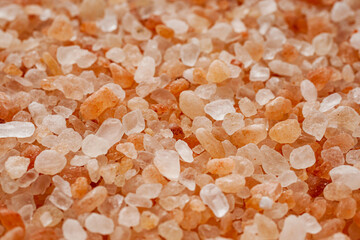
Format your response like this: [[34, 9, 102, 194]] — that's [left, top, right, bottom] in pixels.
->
[[5, 156, 30, 179], [255, 89, 275, 106], [279, 215, 306, 240], [134, 56, 155, 83], [34, 150, 67, 175], [118, 206, 140, 227], [331, 2, 354, 23], [204, 99, 235, 121], [82, 134, 110, 157], [180, 43, 200, 67], [122, 110, 145, 135], [105, 47, 125, 63], [0, 121, 35, 138], [249, 64, 270, 82], [175, 140, 194, 163], [200, 183, 229, 218], [85, 213, 114, 235], [153, 150, 180, 181], [290, 145, 316, 169], [300, 80, 317, 102], [63, 219, 87, 240], [329, 165, 360, 190]]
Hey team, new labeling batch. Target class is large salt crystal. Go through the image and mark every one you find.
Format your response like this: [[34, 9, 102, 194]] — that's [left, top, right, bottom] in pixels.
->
[[85, 213, 114, 235], [239, 97, 257, 117], [319, 93, 342, 112], [118, 206, 140, 227], [268, 60, 299, 77], [180, 43, 200, 67], [136, 183, 162, 199], [195, 84, 217, 100], [165, 19, 188, 34], [249, 64, 270, 82], [122, 110, 145, 135], [348, 87, 360, 104], [254, 213, 279, 239], [298, 213, 321, 234], [204, 99, 235, 121], [290, 145, 316, 169], [300, 80, 317, 102], [255, 89, 275, 106], [206, 60, 231, 83], [0, 30, 13, 49], [134, 57, 155, 83], [260, 145, 290, 175], [49, 187, 73, 211], [278, 170, 298, 187], [179, 92, 204, 118], [154, 150, 180, 181], [208, 23, 232, 41], [222, 112, 245, 135], [329, 165, 360, 190], [63, 219, 87, 240], [105, 47, 125, 63], [312, 33, 333, 56], [331, 2, 354, 23], [175, 140, 194, 163], [302, 111, 328, 141], [96, 118, 124, 147], [258, 0, 277, 16], [0, 121, 35, 138], [234, 43, 253, 68], [279, 215, 306, 240], [52, 175, 72, 197], [328, 106, 360, 132], [34, 150, 67, 175], [200, 184, 229, 218], [42, 115, 67, 135], [5, 156, 30, 179], [98, 9, 117, 32], [57, 46, 97, 68], [82, 134, 110, 157], [350, 33, 360, 50], [0, 4, 23, 21], [158, 220, 183, 240]]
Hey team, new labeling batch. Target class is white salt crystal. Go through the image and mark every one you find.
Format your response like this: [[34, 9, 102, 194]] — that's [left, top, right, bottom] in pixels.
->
[[302, 111, 328, 141], [105, 47, 125, 63], [259, 196, 273, 210], [154, 150, 180, 181], [175, 140, 194, 163], [329, 165, 360, 190], [249, 64, 270, 82], [75, 49, 97, 68], [136, 183, 162, 199], [346, 149, 360, 165], [122, 110, 145, 135], [350, 33, 360, 50], [331, 2, 354, 23], [258, 0, 277, 15], [312, 33, 333, 56], [208, 23, 232, 42], [165, 19, 188, 34], [222, 112, 245, 135], [180, 43, 200, 67], [298, 213, 321, 234], [255, 89, 275, 106], [57, 128, 82, 153], [158, 220, 183, 240], [118, 206, 140, 227], [49, 187, 73, 211], [52, 175, 72, 197], [239, 97, 257, 117], [348, 87, 360, 104], [0, 4, 23, 21], [40, 211, 53, 227], [57, 46, 96, 68], [343, 64, 355, 82], [280, 215, 306, 240], [5, 156, 30, 179], [200, 184, 229, 218], [278, 170, 298, 187], [195, 84, 217, 100], [0, 30, 13, 49], [96, 118, 124, 147], [124, 193, 153, 208], [134, 56, 155, 83], [231, 19, 246, 33], [70, 155, 90, 167], [234, 43, 253, 68], [204, 99, 235, 121], [42, 115, 67, 135], [34, 150, 67, 175], [290, 145, 316, 169], [319, 93, 342, 112], [82, 134, 110, 158], [0, 121, 35, 138], [300, 79, 317, 102], [63, 219, 87, 240], [85, 213, 114, 235], [268, 60, 300, 76], [260, 145, 290, 175], [98, 9, 117, 32]]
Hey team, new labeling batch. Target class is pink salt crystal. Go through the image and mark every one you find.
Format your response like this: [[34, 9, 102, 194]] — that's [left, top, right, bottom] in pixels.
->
[[249, 64, 270, 82], [5, 156, 30, 180], [346, 150, 360, 165], [300, 80, 317, 102], [206, 60, 231, 83], [73, 186, 108, 214], [231, 124, 267, 148], [222, 112, 245, 135], [302, 111, 328, 141], [331, 2, 354, 23], [200, 184, 229, 218], [215, 174, 245, 193], [319, 93, 342, 112], [238, 97, 257, 117], [268, 60, 300, 77], [290, 145, 316, 169], [42, 115, 66, 135], [0, 121, 35, 138], [269, 119, 301, 144], [96, 118, 124, 146], [328, 106, 360, 132], [118, 206, 140, 227], [279, 215, 306, 240], [179, 91, 205, 120], [204, 99, 235, 121], [124, 193, 153, 208], [175, 140, 194, 163], [136, 183, 162, 199], [62, 219, 87, 240], [85, 213, 114, 235], [329, 165, 360, 190], [323, 182, 352, 201], [255, 89, 275, 106], [34, 150, 67, 175], [158, 220, 183, 240], [180, 43, 200, 67], [52, 175, 71, 197], [79, 0, 105, 20], [116, 142, 137, 159], [49, 188, 73, 211], [153, 150, 180, 181], [134, 57, 155, 83], [260, 145, 290, 175], [350, 33, 360, 50], [312, 33, 333, 56], [48, 15, 73, 41], [254, 213, 279, 239], [196, 128, 225, 158], [122, 110, 145, 135], [106, 47, 125, 63], [298, 213, 322, 234], [81, 134, 110, 158]]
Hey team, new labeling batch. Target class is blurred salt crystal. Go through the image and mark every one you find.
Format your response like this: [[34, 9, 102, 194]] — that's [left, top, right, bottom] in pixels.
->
[[134, 56, 155, 83], [205, 99, 235, 121], [180, 43, 200, 67], [97, 9, 117, 32], [106, 47, 125, 63], [234, 43, 253, 68], [165, 19, 188, 34], [49, 187, 73, 211], [268, 60, 300, 76], [348, 87, 360, 104], [200, 184, 229, 218], [0, 121, 35, 138], [208, 23, 232, 42], [300, 80, 317, 102], [250, 64, 270, 82], [231, 19, 247, 33], [0, 30, 13, 49], [0, 4, 23, 21], [63, 219, 87, 240], [258, 0, 277, 16], [312, 33, 333, 56], [331, 2, 354, 23], [195, 84, 217, 100], [319, 93, 342, 112], [57, 46, 97, 68], [85, 213, 114, 235], [255, 89, 275, 105], [259, 196, 273, 209], [350, 33, 360, 50], [136, 183, 162, 199]]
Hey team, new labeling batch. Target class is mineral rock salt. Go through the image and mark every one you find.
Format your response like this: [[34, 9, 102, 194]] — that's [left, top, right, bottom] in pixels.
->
[[153, 150, 180, 181], [175, 140, 194, 163], [62, 219, 87, 240], [204, 99, 235, 121], [289, 145, 316, 169], [34, 150, 67, 175], [249, 64, 270, 82], [0, 121, 35, 138], [118, 206, 140, 227], [329, 165, 360, 190], [122, 110, 145, 136], [200, 183, 229, 218], [85, 213, 114, 235], [5, 156, 30, 179]]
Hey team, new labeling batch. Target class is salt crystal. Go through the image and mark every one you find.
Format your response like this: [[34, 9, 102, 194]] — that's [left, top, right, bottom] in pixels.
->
[[348, 87, 360, 104], [231, 19, 247, 33], [234, 43, 253, 68], [102, 83, 125, 101], [346, 149, 360, 165], [40, 211, 53, 227], [298, 213, 321, 234], [175, 140, 194, 163], [85, 213, 114, 235], [331, 2, 354, 23], [82, 134, 110, 157], [34, 150, 67, 175], [200, 184, 229, 218], [350, 33, 360, 50], [154, 150, 180, 181], [57, 128, 82, 153], [158, 220, 183, 240], [52, 175, 72, 197], [258, 0, 277, 16], [116, 142, 137, 159], [206, 60, 231, 83], [290, 145, 316, 169], [0, 121, 35, 138], [204, 99, 235, 121], [165, 19, 188, 35], [70, 155, 90, 167], [0, 4, 22, 21], [122, 110, 145, 135], [118, 206, 140, 227], [312, 33, 333, 56], [238, 97, 257, 117], [319, 93, 342, 112], [195, 84, 217, 100], [76, 49, 97, 69], [302, 111, 328, 141], [329, 165, 360, 190], [5, 156, 30, 179], [343, 64, 355, 82], [131, 23, 152, 41], [98, 9, 117, 32], [106, 47, 125, 63], [42, 115, 66, 135], [96, 118, 124, 146], [124, 193, 153, 208], [260, 145, 290, 175], [222, 112, 245, 135], [255, 89, 275, 106], [328, 106, 360, 132], [268, 60, 299, 76], [0, 30, 13, 49], [254, 213, 279, 239], [300, 79, 317, 102], [279, 215, 306, 240], [179, 91, 205, 119], [57, 46, 96, 68], [63, 219, 87, 240], [136, 183, 162, 199], [134, 56, 155, 83], [49, 187, 73, 211], [278, 170, 297, 187], [180, 43, 200, 67], [259, 196, 274, 209], [208, 23, 232, 41], [249, 64, 270, 82]]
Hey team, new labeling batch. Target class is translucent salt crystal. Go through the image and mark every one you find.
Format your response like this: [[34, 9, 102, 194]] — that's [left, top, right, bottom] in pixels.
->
[[63, 219, 87, 240], [34, 150, 67, 175], [300, 80, 317, 102], [175, 140, 194, 163], [255, 89, 275, 106], [348, 87, 360, 104], [52, 176, 71, 197], [278, 170, 297, 187], [268, 60, 300, 77], [204, 99, 235, 121], [122, 110, 145, 135], [249, 64, 270, 82], [312, 33, 333, 56], [0, 121, 35, 138], [116, 143, 137, 159], [215, 174, 245, 193], [57, 46, 80, 66], [57, 128, 82, 153], [221, 112, 245, 137], [346, 149, 360, 165], [49, 188, 73, 211], [76, 50, 97, 69], [0, 4, 22, 21], [0, 30, 13, 49], [279, 215, 306, 240], [102, 83, 125, 101], [234, 43, 253, 68], [200, 184, 229, 218], [96, 118, 124, 147], [208, 23, 232, 41], [179, 91, 205, 119], [258, 0, 277, 16], [82, 134, 110, 158], [298, 213, 321, 234], [154, 150, 180, 181], [302, 111, 328, 141], [343, 64, 355, 82], [290, 145, 316, 169], [134, 57, 155, 83], [179, 168, 196, 191], [118, 206, 140, 227], [5, 156, 30, 179], [73, 186, 108, 214], [42, 115, 66, 135], [131, 22, 151, 41], [124, 193, 152, 208], [350, 33, 360, 50], [238, 98, 257, 117], [329, 165, 360, 190], [105, 47, 125, 63], [259, 196, 273, 210], [206, 60, 231, 83], [158, 220, 183, 240], [328, 106, 360, 132], [165, 19, 188, 35], [136, 183, 162, 199], [319, 93, 341, 112], [195, 84, 217, 100], [39, 211, 52, 227], [180, 43, 200, 67], [254, 213, 279, 239], [231, 19, 247, 33], [98, 9, 117, 32], [260, 145, 290, 175], [85, 213, 114, 235], [331, 2, 354, 22]]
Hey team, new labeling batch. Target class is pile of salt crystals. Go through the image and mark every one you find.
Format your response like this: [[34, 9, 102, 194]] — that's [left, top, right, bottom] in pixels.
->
[[0, 0, 360, 239]]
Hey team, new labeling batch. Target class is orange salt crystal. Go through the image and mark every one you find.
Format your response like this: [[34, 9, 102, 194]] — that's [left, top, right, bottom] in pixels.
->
[[118, 157, 133, 174], [167, 78, 190, 97], [109, 63, 134, 89], [244, 41, 264, 61], [309, 197, 327, 220], [230, 124, 267, 148], [0, 226, 24, 240], [206, 158, 234, 175], [323, 133, 356, 153], [264, 96, 292, 121], [80, 21, 98, 36], [80, 87, 119, 120], [338, 42, 359, 64], [71, 177, 89, 199], [354, 211, 360, 228], [0, 208, 25, 230], [269, 119, 301, 144], [280, 43, 299, 63], [180, 206, 201, 230], [47, 15, 73, 41], [142, 164, 168, 185], [144, 15, 162, 31], [313, 218, 346, 239], [284, 10, 308, 34], [3, 64, 23, 76], [28, 227, 58, 240], [307, 15, 333, 39], [196, 128, 225, 158], [156, 24, 174, 39], [42, 52, 63, 76], [193, 68, 207, 84], [127, 133, 144, 151], [72, 186, 108, 214], [335, 197, 357, 219]]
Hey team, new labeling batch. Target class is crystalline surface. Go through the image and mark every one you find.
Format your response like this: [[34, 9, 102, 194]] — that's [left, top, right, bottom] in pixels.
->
[[118, 206, 140, 227], [82, 134, 110, 157], [290, 145, 316, 169], [319, 93, 342, 112], [154, 150, 180, 181], [279, 215, 306, 240], [62, 219, 87, 240], [85, 213, 114, 235], [0, 121, 35, 138], [204, 99, 235, 121], [300, 80, 317, 102], [256, 89, 275, 106], [122, 110, 145, 135], [200, 183, 229, 218], [175, 140, 194, 163], [105, 47, 125, 63], [222, 112, 245, 135], [180, 43, 200, 67], [34, 150, 67, 175], [329, 165, 360, 190], [249, 64, 270, 82]]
